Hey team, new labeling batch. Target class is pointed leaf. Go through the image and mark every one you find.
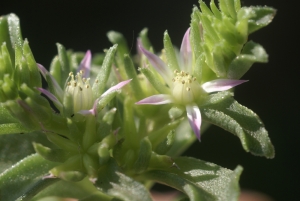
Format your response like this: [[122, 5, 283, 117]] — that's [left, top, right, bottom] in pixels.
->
[[201, 91, 275, 158], [141, 156, 242, 201], [238, 6, 276, 34], [92, 45, 118, 98], [0, 154, 58, 201], [227, 41, 268, 79], [95, 159, 152, 201]]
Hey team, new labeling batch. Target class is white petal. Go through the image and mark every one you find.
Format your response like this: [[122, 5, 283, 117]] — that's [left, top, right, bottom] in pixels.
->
[[180, 28, 192, 72], [136, 94, 173, 105], [186, 104, 201, 141], [202, 79, 248, 93]]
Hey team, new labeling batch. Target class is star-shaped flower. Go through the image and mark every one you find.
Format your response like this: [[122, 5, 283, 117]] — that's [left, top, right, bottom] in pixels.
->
[[37, 50, 131, 117], [136, 29, 247, 140]]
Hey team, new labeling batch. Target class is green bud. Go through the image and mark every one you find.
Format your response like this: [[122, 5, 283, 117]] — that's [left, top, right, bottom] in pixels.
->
[[83, 153, 99, 178], [149, 118, 183, 149], [155, 130, 175, 155], [33, 142, 71, 163], [148, 152, 174, 169], [168, 107, 184, 119], [0, 43, 13, 78], [46, 133, 78, 153], [3, 100, 40, 130], [134, 137, 152, 173], [22, 39, 42, 88], [1, 74, 18, 101], [124, 54, 144, 100], [82, 115, 97, 150]]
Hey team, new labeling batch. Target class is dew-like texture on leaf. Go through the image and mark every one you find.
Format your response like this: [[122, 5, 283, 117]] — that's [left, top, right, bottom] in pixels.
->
[[95, 159, 152, 201], [201, 91, 275, 158], [0, 154, 58, 201], [0, 132, 53, 173], [142, 156, 242, 201]]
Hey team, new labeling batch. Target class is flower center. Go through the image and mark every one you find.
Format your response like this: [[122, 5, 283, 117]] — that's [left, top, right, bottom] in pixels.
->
[[65, 70, 93, 113], [171, 70, 204, 104]]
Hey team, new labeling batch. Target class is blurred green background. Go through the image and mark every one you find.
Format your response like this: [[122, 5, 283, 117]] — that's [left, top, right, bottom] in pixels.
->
[[0, 0, 297, 200]]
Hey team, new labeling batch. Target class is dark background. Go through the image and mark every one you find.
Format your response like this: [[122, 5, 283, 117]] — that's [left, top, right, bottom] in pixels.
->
[[1, 0, 298, 200]]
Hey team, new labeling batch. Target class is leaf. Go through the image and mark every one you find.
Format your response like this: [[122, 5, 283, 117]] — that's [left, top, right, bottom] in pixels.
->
[[0, 153, 58, 201], [227, 41, 268, 79], [94, 159, 152, 201], [30, 177, 108, 200], [0, 103, 17, 124], [141, 156, 242, 201], [92, 45, 118, 98], [201, 91, 275, 158], [0, 132, 54, 173], [107, 31, 129, 61], [237, 6, 276, 34]]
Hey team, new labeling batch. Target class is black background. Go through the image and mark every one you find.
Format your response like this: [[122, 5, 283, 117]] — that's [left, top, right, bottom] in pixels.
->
[[1, 0, 298, 200]]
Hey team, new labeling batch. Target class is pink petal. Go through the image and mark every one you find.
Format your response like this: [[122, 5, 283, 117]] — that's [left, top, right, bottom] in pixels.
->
[[36, 88, 63, 109], [37, 64, 64, 100], [37, 63, 48, 79], [186, 104, 201, 141], [100, 79, 132, 98], [135, 94, 173, 105], [180, 28, 192, 72], [202, 79, 248, 93], [77, 108, 96, 116], [77, 50, 91, 78], [138, 44, 172, 84]]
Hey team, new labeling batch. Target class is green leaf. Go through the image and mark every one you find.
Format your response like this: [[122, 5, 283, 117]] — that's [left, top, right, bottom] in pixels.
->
[[163, 31, 180, 72], [237, 6, 276, 34], [31, 177, 107, 201], [141, 156, 242, 201], [124, 54, 144, 100], [166, 120, 210, 157], [139, 28, 152, 51], [0, 131, 54, 172], [107, 31, 129, 61], [134, 137, 152, 173], [0, 103, 17, 124], [0, 122, 33, 135], [95, 159, 152, 201], [0, 153, 58, 201], [202, 91, 275, 158], [227, 41, 268, 79], [92, 45, 118, 98], [56, 43, 70, 87]]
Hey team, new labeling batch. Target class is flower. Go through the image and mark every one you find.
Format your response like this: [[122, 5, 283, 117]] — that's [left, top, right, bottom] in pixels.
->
[[136, 29, 247, 140], [37, 50, 131, 117]]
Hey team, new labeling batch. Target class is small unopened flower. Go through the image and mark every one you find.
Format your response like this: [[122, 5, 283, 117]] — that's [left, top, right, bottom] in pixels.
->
[[136, 29, 247, 140], [37, 50, 131, 117]]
